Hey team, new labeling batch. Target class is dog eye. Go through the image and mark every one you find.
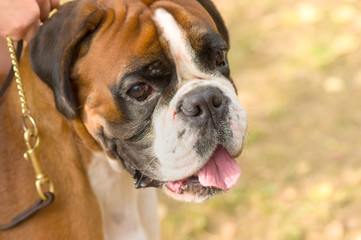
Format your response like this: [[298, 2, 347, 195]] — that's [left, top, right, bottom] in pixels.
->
[[128, 83, 153, 101], [215, 49, 227, 67]]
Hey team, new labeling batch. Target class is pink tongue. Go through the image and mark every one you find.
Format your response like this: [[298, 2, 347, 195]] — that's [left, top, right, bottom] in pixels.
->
[[198, 146, 241, 190]]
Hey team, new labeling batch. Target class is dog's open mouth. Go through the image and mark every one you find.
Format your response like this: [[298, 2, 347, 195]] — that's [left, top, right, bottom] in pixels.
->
[[165, 145, 242, 195], [129, 145, 241, 200]]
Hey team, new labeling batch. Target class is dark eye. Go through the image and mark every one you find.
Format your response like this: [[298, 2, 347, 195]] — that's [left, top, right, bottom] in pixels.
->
[[127, 83, 153, 101], [215, 49, 227, 67]]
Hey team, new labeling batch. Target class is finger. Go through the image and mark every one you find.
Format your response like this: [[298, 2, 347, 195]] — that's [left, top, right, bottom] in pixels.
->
[[0, 0, 40, 41], [50, 0, 60, 10], [37, 0, 51, 22], [1, 25, 29, 42]]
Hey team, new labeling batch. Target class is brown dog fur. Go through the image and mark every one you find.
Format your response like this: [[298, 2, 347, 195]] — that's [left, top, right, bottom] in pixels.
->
[[0, 53, 104, 239]]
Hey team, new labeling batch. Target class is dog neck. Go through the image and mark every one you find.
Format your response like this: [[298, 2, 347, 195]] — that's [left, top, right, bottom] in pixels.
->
[[89, 152, 159, 240]]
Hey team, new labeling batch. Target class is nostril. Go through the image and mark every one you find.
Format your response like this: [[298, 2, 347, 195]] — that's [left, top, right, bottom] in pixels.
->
[[212, 95, 223, 108], [180, 104, 201, 117]]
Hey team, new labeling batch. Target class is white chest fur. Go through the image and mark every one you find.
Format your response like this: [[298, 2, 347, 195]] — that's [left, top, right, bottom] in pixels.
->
[[88, 153, 160, 240]]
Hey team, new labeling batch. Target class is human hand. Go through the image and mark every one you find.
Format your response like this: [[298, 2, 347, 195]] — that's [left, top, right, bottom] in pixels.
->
[[0, 0, 59, 42]]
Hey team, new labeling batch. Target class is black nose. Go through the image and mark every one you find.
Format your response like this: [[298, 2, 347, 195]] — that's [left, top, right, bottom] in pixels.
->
[[178, 87, 227, 128]]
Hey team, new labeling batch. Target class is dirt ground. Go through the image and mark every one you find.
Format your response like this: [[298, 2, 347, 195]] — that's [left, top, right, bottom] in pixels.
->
[[159, 0, 361, 239]]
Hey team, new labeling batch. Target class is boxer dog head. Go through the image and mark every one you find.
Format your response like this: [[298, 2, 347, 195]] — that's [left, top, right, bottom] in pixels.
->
[[30, 0, 247, 202]]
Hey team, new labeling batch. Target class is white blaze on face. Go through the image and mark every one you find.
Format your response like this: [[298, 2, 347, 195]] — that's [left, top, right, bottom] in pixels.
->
[[152, 9, 247, 181], [153, 9, 209, 81]]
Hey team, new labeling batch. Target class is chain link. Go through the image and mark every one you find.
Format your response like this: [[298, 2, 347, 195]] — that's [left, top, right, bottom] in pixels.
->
[[6, 37, 30, 115], [6, 36, 54, 201]]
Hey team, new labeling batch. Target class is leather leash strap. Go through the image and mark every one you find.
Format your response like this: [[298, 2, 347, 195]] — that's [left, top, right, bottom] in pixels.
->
[[0, 37, 55, 230], [0, 192, 54, 230]]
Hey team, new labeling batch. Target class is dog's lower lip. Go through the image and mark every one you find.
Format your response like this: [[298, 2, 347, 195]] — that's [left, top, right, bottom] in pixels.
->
[[132, 145, 242, 192], [133, 170, 222, 195], [166, 174, 224, 194]]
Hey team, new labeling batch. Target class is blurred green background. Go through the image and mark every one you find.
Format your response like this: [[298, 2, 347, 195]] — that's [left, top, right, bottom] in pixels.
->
[[55, 0, 361, 239], [159, 0, 361, 239]]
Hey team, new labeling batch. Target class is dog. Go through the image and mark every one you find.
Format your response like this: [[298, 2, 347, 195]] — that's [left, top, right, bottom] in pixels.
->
[[0, 0, 247, 239]]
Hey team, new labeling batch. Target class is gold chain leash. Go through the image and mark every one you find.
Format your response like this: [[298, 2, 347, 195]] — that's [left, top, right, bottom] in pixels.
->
[[6, 36, 54, 201]]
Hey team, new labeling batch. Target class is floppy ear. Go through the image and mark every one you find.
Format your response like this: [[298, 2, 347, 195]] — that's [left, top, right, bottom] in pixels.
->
[[29, 1, 105, 119], [196, 0, 229, 45]]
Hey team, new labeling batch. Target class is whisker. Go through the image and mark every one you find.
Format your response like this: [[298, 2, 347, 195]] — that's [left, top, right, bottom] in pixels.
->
[[136, 157, 157, 185]]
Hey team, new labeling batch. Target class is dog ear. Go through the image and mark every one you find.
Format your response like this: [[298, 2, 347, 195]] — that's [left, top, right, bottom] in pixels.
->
[[196, 0, 229, 45], [29, 1, 105, 119]]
